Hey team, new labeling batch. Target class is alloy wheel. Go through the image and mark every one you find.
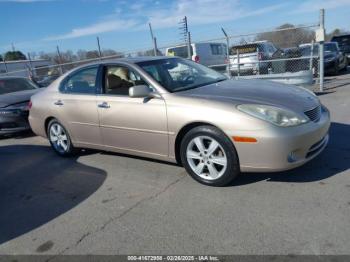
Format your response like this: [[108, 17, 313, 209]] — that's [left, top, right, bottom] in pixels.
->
[[49, 123, 69, 154], [186, 136, 227, 180]]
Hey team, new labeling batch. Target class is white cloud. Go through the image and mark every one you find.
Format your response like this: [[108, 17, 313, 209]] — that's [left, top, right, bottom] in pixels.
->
[[43, 19, 138, 41], [293, 0, 350, 13], [43, 0, 285, 41], [147, 0, 285, 29]]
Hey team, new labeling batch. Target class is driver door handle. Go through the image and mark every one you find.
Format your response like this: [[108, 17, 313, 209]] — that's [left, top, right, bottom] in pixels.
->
[[98, 102, 110, 108], [54, 100, 64, 106]]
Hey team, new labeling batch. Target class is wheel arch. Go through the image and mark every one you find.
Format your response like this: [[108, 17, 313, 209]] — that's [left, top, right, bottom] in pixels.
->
[[44, 116, 56, 136]]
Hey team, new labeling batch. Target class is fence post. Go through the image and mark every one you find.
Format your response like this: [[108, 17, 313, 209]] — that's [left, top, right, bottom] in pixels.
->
[[310, 40, 314, 72], [3, 57, 8, 75], [56, 45, 63, 75], [221, 28, 231, 78], [237, 49, 240, 78], [97, 36, 102, 60], [148, 23, 157, 56], [27, 52, 34, 78], [153, 37, 158, 56], [319, 9, 325, 92], [187, 32, 192, 60]]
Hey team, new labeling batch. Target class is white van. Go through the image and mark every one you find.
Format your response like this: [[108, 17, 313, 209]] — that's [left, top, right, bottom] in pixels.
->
[[165, 42, 227, 71]]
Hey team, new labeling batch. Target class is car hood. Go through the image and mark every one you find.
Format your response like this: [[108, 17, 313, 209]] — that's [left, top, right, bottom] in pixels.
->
[[0, 89, 40, 108], [178, 79, 320, 113]]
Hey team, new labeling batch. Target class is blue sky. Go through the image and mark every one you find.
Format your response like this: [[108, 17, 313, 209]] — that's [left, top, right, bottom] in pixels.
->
[[0, 0, 350, 56]]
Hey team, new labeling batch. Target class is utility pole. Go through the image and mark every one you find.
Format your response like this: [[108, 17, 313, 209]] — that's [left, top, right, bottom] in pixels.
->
[[179, 16, 191, 59], [11, 43, 15, 52], [148, 23, 157, 56], [221, 27, 231, 78], [97, 36, 102, 59]]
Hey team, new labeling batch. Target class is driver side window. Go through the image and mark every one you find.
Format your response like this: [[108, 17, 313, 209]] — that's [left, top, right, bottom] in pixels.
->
[[104, 66, 150, 96]]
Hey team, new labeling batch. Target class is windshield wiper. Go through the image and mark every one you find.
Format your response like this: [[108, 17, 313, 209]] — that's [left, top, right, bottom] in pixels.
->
[[173, 78, 227, 92]]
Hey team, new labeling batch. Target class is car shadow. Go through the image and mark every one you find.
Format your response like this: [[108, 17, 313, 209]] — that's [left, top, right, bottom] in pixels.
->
[[232, 122, 350, 186], [0, 145, 107, 245]]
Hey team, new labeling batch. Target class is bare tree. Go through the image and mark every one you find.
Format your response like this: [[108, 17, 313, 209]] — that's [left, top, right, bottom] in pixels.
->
[[255, 24, 315, 48]]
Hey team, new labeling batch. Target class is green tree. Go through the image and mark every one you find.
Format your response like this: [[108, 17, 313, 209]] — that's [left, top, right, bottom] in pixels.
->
[[0, 55, 3, 62], [4, 51, 27, 61]]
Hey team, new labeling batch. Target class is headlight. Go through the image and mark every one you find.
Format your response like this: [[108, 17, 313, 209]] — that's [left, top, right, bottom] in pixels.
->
[[325, 57, 336, 62], [237, 104, 309, 127]]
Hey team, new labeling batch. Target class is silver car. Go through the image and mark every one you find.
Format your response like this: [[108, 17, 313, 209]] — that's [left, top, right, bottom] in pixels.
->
[[29, 57, 330, 186]]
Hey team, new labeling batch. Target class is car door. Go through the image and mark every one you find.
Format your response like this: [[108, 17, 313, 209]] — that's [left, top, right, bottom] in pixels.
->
[[55, 65, 102, 146], [96, 64, 168, 157]]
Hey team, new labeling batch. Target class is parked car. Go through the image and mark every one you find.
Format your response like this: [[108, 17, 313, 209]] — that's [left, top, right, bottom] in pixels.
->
[[29, 57, 330, 186], [229, 41, 278, 75], [299, 44, 319, 76], [299, 42, 347, 75], [323, 42, 347, 75], [0, 77, 41, 136], [165, 42, 227, 72], [331, 34, 350, 65]]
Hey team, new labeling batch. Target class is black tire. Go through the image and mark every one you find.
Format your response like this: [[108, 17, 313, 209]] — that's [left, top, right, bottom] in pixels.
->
[[47, 119, 76, 157], [334, 63, 339, 75], [180, 125, 240, 186]]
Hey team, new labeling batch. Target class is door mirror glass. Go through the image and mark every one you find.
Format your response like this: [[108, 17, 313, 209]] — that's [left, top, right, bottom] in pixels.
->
[[129, 85, 153, 98]]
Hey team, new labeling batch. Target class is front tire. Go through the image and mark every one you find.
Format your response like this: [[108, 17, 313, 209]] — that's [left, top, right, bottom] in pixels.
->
[[180, 125, 240, 186], [47, 119, 75, 156]]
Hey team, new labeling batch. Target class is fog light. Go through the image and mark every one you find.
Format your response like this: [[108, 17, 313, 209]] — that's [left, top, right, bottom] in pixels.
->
[[287, 151, 298, 163]]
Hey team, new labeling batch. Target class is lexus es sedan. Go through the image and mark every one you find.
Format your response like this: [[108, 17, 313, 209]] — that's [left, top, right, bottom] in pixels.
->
[[29, 57, 330, 186], [0, 76, 40, 135]]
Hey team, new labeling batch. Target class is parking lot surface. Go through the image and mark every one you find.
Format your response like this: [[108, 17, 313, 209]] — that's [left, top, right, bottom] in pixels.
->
[[0, 72, 349, 255]]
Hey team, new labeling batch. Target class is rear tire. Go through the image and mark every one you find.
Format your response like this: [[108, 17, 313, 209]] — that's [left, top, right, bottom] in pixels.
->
[[180, 125, 240, 186], [47, 119, 76, 157]]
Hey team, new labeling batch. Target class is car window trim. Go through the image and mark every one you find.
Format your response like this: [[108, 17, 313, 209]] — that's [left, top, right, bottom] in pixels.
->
[[59, 64, 102, 95], [99, 63, 157, 97]]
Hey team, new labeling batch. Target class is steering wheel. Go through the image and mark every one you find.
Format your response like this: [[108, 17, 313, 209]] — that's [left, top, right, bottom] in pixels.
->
[[183, 75, 195, 83]]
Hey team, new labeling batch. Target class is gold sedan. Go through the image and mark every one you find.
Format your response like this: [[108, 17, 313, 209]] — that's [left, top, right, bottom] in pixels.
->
[[29, 57, 330, 186]]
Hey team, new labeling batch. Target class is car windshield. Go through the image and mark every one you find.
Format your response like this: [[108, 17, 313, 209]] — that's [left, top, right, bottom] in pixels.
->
[[324, 43, 337, 52], [136, 58, 227, 93], [166, 46, 193, 58], [300, 45, 319, 56], [0, 78, 38, 95]]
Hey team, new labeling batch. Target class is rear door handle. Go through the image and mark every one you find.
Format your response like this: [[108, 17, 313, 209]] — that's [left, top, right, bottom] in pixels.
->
[[54, 100, 64, 106], [98, 102, 110, 108]]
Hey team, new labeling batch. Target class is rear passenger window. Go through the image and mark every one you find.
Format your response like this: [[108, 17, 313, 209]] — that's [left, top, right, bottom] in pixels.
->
[[60, 67, 98, 94], [210, 44, 223, 55]]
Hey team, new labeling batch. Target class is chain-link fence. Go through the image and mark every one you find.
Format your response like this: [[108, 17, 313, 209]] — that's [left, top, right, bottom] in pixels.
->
[[0, 11, 325, 90], [203, 23, 321, 87]]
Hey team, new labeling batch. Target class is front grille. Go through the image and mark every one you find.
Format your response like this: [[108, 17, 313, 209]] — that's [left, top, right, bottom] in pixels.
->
[[304, 105, 321, 122]]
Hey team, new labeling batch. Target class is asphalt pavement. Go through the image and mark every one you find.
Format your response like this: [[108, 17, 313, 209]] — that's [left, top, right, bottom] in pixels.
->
[[0, 72, 349, 255]]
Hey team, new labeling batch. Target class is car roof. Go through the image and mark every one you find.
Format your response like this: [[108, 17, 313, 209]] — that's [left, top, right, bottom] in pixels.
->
[[102, 56, 171, 64], [0, 76, 29, 80]]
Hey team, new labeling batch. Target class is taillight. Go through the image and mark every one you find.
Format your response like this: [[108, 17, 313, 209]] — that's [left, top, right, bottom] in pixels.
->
[[194, 55, 200, 63], [258, 52, 263, 61], [28, 100, 32, 110]]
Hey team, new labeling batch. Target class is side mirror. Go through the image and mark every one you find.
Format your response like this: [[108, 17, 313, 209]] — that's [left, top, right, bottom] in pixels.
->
[[129, 85, 153, 98]]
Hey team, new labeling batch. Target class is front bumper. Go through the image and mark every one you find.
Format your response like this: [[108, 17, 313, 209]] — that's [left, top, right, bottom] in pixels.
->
[[230, 107, 331, 172], [0, 111, 31, 135]]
